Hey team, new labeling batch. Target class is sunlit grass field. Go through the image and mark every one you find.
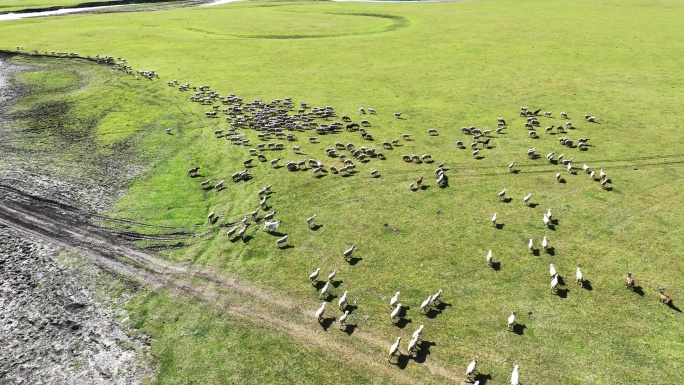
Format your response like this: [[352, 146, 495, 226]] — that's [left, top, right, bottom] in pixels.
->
[[2, 0, 683, 383]]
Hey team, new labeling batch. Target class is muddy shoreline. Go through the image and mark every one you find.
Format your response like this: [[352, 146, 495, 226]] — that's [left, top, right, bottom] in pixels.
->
[[0, 53, 150, 385]]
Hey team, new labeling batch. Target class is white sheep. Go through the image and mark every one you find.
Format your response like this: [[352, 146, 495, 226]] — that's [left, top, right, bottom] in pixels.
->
[[419, 295, 433, 313], [389, 292, 400, 309], [390, 304, 402, 324], [309, 268, 320, 283], [543, 214, 551, 227], [388, 337, 402, 362], [275, 234, 289, 248], [263, 220, 281, 232], [507, 311, 516, 330], [338, 290, 348, 310], [498, 188, 507, 201], [407, 335, 419, 356], [315, 302, 326, 322], [431, 289, 442, 305], [546, 208, 552, 220], [370, 169, 379, 178], [237, 225, 248, 239], [263, 211, 276, 221], [207, 210, 216, 222], [508, 162, 515, 173], [319, 281, 330, 299], [466, 356, 479, 380], [551, 274, 559, 293], [567, 163, 573, 173], [583, 163, 589, 173], [226, 226, 238, 238], [589, 170, 595, 180], [412, 324, 424, 341], [528, 238, 534, 254], [487, 250, 493, 267], [472, 148, 480, 158], [491, 213, 498, 227], [251, 207, 260, 220], [327, 269, 337, 283], [600, 168, 606, 180], [343, 245, 356, 261], [576, 267, 584, 286], [556, 172, 561, 183], [523, 193, 531, 206], [550, 263, 557, 278], [338, 310, 349, 329], [306, 214, 316, 228], [542, 236, 549, 252], [511, 365, 520, 385]]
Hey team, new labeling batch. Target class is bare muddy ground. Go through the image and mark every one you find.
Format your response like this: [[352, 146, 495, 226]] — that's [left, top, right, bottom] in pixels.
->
[[0, 53, 150, 385]]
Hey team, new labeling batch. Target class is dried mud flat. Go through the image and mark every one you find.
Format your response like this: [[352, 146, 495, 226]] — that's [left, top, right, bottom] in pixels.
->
[[0, 54, 150, 385]]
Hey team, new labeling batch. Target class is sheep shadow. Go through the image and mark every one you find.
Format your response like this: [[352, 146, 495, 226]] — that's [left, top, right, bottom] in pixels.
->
[[313, 281, 327, 290], [512, 323, 527, 335], [412, 340, 435, 363], [331, 280, 344, 288], [314, 174, 328, 179], [474, 156, 485, 160], [420, 185, 430, 190], [190, 174, 204, 178], [502, 197, 513, 203], [395, 318, 412, 329], [558, 178, 566, 184], [528, 203, 539, 208], [241, 235, 254, 244], [532, 248, 540, 256], [343, 304, 357, 313], [473, 373, 493, 384], [322, 293, 338, 302], [310, 224, 323, 231], [342, 324, 357, 335], [581, 279, 594, 291], [438, 182, 449, 189], [511, 169, 521, 174], [603, 186, 614, 192], [319, 317, 335, 331], [495, 223, 505, 230], [667, 303, 682, 313], [546, 224, 557, 231], [567, 170, 577, 175], [555, 288, 569, 298], [491, 261, 502, 271], [346, 257, 363, 265], [435, 302, 452, 311], [215, 186, 226, 193], [394, 354, 411, 369], [423, 308, 442, 319], [631, 285, 645, 296], [278, 244, 295, 250], [529, 154, 541, 160], [229, 236, 242, 244]]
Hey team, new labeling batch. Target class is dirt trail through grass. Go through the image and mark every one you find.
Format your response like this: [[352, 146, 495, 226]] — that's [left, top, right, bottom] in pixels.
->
[[0, 181, 463, 384]]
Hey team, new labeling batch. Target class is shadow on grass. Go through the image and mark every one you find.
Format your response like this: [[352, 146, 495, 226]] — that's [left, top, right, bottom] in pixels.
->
[[502, 197, 513, 203], [495, 223, 505, 230], [491, 261, 501, 271], [332, 279, 343, 288], [412, 340, 435, 363], [582, 279, 594, 291], [435, 302, 452, 311], [632, 286, 645, 296], [342, 324, 357, 335], [322, 293, 337, 302], [278, 244, 294, 250], [347, 257, 363, 265], [547, 224, 557, 231], [313, 281, 327, 290], [394, 354, 410, 369], [513, 323, 527, 335], [241, 235, 253, 244], [319, 317, 335, 331], [667, 303, 682, 313], [474, 155, 485, 160], [511, 169, 520, 174], [344, 304, 358, 314], [420, 185, 430, 190], [395, 318, 412, 329], [474, 373, 493, 384], [423, 308, 442, 319], [545, 247, 556, 256], [532, 248, 540, 256], [310, 224, 323, 231], [267, 231, 287, 237], [556, 288, 569, 298], [528, 202, 539, 208], [558, 178, 567, 184]]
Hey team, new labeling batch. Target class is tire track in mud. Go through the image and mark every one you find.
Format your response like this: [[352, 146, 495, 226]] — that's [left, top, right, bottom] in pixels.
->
[[0, 186, 463, 384]]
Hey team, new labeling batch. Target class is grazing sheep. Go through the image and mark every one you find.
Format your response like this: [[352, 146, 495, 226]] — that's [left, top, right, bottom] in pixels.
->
[[270, 158, 281, 167], [511, 365, 520, 385], [343, 245, 356, 261], [207, 210, 216, 222], [528, 130, 537, 138], [471, 142, 479, 150], [419, 295, 433, 314], [543, 214, 551, 228], [601, 179, 609, 189], [600, 169, 607, 180], [327, 270, 337, 283], [292, 145, 302, 153], [390, 292, 400, 309], [626, 272, 634, 289], [421, 154, 433, 162], [394, 112, 402, 118], [359, 107, 366, 114], [306, 214, 317, 228], [544, 111, 552, 117], [550, 264, 558, 278], [370, 170, 379, 178], [528, 238, 534, 254], [409, 182, 417, 191], [560, 112, 568, 119], [236, 225, 248, 239], [308, 136, 318, 143], [523, 193, 531, 206], [388, 337, 402, 362], [487, 250, 493, 267], [275, 234, 289, 248], [542, 236, 549, 252], [263, 211, 276, 221], [496, 127, 505, 134], [556, 173, 562, 183], [315, 302, 326, 322], [508, 162, 515, 173], [456, 140, 465, 149], [338, 290, 348, 310], [250, 207, 260, 220], [319, 281, 330, 299], [428, 129, 438, 135], [567, 163, 573, 173], [390, 304, 402, 324], [338, 310, 349, 329], [527, 147, 536, 158], [263, 220, 281, 233], [188, 167, 200, 176], [491, 213, 498, 227], [659, 289, 673, 304], [201, 179, 212, 188], [466, 357, 479, 380], [403, 133, 411, 140], [589, 170, 595, 180], [312, 167, 323, 177], [551, 274, 559, 293], [583, 163, 589, 173], [407, 335, 420, 356], [431, 289, 442, 305], [498, 188, 507, 201], [226, 226, 238, 238], [412, 325, 424, 341], [576, 267, 584, 286], [507, 311, 516, 331], [309, 268, 320, 283]]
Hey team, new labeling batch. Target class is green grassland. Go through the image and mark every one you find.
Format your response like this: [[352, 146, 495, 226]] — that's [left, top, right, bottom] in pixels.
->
[[2, 0, 684, 383]]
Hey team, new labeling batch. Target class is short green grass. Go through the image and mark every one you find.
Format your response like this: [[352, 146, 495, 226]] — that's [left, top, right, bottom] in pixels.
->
[[2, 0, 684, 383]]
